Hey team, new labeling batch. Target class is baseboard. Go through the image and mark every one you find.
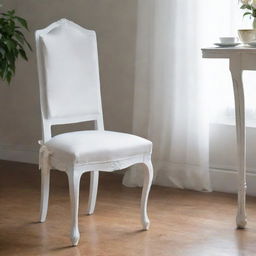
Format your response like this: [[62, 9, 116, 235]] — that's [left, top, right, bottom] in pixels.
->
[[0, 144, 38, 164], [210, 168, 256, 196], [0, 145, 255, 196]]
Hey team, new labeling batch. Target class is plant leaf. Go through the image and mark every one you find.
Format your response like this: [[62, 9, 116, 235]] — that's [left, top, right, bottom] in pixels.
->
[[241, 4, 252, 10], [19, 49, 28, 60], [243, 12, 252, 17], [14, 16, 28, 30], [6, 70, 12, 84], [7, 10, 15, 16], [4, 39, 15, 51], [0, 9, 31, 84]]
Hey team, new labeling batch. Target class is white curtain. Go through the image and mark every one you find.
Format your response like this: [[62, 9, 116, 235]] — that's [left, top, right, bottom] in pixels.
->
[[123, 0, 250, 191]]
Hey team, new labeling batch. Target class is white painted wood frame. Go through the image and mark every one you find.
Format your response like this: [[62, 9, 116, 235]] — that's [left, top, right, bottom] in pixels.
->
[[35, 19, 153, 246], [201, 47, 256, 229]]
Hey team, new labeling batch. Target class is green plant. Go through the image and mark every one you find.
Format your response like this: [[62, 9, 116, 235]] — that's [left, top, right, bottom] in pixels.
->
[[240, 0, 256, 19], [0, 9, 31, 84]]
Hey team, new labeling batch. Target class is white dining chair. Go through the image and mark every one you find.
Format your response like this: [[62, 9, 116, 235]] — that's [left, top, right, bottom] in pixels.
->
[[35, 19, 153, 246]]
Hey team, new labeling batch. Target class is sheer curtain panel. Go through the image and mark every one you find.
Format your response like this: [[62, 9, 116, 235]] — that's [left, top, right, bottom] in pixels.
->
[[123, 0, 214, 191], [123, 0, 253, 190]]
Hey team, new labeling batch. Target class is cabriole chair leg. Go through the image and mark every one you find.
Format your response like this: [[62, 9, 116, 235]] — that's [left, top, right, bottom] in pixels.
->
[[40, 167, 50, 223], [141, 160, 153, 230], [87, 171, 99, 215], [68, 170, 82, 246]]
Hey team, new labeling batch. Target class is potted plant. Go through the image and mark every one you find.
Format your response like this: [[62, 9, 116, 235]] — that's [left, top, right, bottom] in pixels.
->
[[0, 8, 31, 84], [238, 0, 256, 44], [240, 0, 256, 28]]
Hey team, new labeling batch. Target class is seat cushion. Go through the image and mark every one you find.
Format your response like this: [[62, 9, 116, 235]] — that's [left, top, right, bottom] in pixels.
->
[[46, 130, 152, 166]]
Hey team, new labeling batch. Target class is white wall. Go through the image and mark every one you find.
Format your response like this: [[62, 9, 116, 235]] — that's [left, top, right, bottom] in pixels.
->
[[1, 1, 256, 196], [209, 123, 256, 196], [0, 0, 137, 163], [210, 124, 256, 173]]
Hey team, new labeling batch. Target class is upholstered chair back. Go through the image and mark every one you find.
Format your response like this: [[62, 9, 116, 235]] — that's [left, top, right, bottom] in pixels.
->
[[36, 19, 104, 141]]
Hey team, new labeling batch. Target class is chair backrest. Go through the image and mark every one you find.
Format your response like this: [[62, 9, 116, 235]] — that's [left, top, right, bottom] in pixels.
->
[[35, 19, 104, 142]]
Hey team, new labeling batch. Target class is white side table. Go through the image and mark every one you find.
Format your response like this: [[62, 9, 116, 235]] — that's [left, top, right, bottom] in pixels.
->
[[201, 47, 256, 228]]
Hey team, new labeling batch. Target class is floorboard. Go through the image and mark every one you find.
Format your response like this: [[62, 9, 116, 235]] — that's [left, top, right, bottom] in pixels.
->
[[1, 160, 256, 256]]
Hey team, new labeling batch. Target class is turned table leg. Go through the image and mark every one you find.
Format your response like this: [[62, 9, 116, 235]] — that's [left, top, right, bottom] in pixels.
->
[[230, 57, 247, 229]]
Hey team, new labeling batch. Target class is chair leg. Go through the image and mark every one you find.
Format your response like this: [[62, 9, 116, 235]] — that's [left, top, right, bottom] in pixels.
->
[[68, 170, 82, 246], [141, 160, 153, 230], [39, 166, 50, 223], [87, 171, 99, 215]]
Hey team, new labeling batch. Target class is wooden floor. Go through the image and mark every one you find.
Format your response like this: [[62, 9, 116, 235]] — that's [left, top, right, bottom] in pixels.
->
[[1, 161, 256, 256]]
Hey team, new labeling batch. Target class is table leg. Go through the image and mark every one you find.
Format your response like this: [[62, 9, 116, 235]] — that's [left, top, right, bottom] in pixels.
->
[[230, 59, 247, 229]]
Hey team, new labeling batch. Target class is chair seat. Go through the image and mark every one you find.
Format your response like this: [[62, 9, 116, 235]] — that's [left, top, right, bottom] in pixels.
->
[[46, 130, 152, 167]]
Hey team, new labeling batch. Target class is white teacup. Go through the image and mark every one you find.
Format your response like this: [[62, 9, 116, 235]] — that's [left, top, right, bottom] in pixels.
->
[[219, 37, 238, 44]]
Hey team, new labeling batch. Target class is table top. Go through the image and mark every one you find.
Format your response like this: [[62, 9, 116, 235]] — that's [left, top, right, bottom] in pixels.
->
[[202, 46, 256, 59], [202, 46, 256, 53]]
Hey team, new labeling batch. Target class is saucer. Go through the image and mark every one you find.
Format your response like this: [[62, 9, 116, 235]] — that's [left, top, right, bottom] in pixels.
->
[[247, 41, 256, 47], [214, 42, 240, 47]]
